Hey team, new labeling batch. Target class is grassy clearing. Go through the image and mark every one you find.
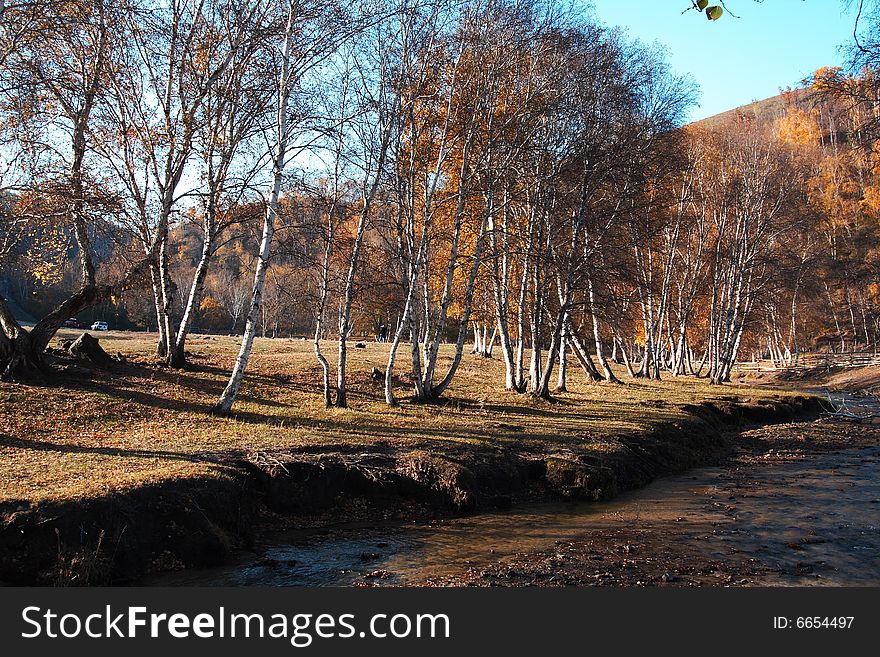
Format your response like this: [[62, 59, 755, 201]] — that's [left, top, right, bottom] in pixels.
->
[[0, 329, 800, 503]]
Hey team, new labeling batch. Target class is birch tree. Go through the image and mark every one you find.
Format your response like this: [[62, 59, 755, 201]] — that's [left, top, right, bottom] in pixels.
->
[[171, 0, 274, 367], [332, 11, 404, 408], [214, 0, 367, 415], [695, 124, 801, 384], [0, 0, 147, 378], [99, 0, 267, 366], [379, 0, 466, 405]]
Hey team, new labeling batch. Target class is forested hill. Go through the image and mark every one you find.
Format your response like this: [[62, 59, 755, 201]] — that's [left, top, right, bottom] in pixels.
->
[[693, 89, 809, 129]]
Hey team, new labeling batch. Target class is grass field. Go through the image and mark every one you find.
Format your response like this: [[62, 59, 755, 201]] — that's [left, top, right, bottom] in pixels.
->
[[0, 329, 800, 504]]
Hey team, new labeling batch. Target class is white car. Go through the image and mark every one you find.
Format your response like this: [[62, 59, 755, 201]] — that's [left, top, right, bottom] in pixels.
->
[[90, 321, 109, 331]]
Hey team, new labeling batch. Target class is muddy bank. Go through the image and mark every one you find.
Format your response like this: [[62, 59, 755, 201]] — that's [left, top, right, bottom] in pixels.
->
[[0, 466, 256, 586], [0, 394, 822, 585], [423, 417, 880, 587]]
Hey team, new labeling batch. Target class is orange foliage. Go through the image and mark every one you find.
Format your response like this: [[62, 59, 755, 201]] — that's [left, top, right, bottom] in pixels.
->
[[776, 109, 821, 146]]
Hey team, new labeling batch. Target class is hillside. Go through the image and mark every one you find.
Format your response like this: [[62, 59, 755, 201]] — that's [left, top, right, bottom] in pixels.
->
[[691, 87, 811, 129]]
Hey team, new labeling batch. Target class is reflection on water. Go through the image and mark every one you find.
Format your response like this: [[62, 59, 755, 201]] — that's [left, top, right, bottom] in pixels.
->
[[150, 446, 880, 587]]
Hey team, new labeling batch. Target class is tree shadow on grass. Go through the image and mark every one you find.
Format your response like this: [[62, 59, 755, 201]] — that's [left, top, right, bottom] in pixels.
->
[[435, 395, 630, 423], [164, 362, 388, 405], [62, 362, 295, 419], [0, 434, 228, 464], [29, 359, 658, 446]]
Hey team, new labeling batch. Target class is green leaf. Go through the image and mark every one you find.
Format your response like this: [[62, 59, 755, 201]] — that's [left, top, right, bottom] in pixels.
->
[[697, 0, 708, 9], [706, 5, 723, 20]]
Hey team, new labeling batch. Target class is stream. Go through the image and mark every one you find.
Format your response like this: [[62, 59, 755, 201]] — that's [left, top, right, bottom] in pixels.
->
[[151, 439, 880, 587]]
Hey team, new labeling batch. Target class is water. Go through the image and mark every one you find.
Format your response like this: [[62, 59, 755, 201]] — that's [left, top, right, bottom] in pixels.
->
[[716, 446, 880, 585], [150, 443, 880, 587]]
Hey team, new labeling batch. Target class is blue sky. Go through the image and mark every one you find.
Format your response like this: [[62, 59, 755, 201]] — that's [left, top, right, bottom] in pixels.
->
[[587, 0, 860, 121]]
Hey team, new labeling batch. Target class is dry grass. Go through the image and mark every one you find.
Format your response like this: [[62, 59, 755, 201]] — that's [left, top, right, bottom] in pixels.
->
[[818, 365, 880, 393], [0, 329, 798, 503]]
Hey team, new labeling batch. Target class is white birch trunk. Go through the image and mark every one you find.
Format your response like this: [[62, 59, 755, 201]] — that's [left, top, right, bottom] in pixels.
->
[[214, 7, 296, 415]]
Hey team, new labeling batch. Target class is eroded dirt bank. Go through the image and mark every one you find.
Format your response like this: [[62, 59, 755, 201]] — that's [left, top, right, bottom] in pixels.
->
[[0, 394, 822, 585]]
